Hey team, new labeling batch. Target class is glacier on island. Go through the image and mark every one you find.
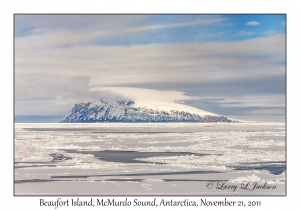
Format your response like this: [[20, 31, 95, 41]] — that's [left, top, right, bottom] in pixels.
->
[[60, 100, 237, 123]]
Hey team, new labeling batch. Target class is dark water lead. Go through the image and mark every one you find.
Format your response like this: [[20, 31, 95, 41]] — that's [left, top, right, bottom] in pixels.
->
[[22, 128, 195, 133], [63, 149, 220, 164], [14, 153, 72, 168], [15, 178, 227, 184], [230, 164, 286, 175], [15, 178, 145, 184], [162, 179, 228, 182], [14, 165, 57, 169], [51, 170, 222, 179], [50, 153, 72, 162]]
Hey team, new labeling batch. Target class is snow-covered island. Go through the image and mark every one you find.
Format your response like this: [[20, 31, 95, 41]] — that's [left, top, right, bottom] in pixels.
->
[[60, 99, 238, 123]]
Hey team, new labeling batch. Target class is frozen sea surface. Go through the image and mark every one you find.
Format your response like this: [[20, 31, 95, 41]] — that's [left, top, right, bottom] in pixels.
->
[[14, 123, 286, 195]]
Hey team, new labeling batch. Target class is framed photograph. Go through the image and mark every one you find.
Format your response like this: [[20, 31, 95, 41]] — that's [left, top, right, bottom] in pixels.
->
[[14, 14, 286, 197]]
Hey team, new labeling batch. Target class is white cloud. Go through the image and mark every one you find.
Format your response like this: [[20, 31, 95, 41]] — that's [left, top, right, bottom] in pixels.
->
[[89, 87, 216, 115], [246, 21, 260, 26], [16, 34, 285, 81], [90, 87, 198, 102], [15, 17, 225, 50], [215, 94, 285, 108], [236, 30, 254, 36], [15, 28, 112, 49], [263, 30, 277, 35], [15, 34, 285, 116], [125, 17, 225, 32]]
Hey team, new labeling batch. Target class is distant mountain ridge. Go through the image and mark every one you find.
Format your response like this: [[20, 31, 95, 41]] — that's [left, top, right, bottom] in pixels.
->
[[60, 99, 237, 123]]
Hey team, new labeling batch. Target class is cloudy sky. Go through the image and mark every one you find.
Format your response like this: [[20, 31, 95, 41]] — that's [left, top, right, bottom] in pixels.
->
[[14, 14, 286, 122]]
